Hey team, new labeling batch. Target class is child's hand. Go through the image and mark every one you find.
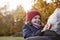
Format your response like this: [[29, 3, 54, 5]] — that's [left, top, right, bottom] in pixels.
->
[[42, 24, 52, 32]]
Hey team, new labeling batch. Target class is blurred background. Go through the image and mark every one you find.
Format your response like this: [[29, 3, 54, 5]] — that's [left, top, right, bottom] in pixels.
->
[[0, 0, 60, 40]]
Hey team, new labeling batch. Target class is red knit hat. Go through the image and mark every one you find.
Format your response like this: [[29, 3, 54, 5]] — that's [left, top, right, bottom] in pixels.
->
[[26, 10, 41, 22]]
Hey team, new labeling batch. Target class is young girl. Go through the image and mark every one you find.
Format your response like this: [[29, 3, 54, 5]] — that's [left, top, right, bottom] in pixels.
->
[[23, 10, 44, 39]]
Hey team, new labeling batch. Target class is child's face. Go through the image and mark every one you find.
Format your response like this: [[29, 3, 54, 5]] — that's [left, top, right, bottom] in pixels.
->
[[31, 15, 41, 25]]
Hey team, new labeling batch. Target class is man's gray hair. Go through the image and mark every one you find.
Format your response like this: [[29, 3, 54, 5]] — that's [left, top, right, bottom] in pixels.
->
[[47, 8, 60, 35]]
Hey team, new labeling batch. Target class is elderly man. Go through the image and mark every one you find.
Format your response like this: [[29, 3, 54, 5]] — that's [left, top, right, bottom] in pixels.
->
[[46, 8, 60, 35]]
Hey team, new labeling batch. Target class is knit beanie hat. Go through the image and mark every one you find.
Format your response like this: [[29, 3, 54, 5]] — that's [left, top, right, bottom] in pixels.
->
[[26, 10, 41, 22], [47, 8, 60, 35]]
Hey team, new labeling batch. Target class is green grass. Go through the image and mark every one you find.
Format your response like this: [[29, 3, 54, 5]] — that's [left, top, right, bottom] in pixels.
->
[[0, 37, 24, 40]]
